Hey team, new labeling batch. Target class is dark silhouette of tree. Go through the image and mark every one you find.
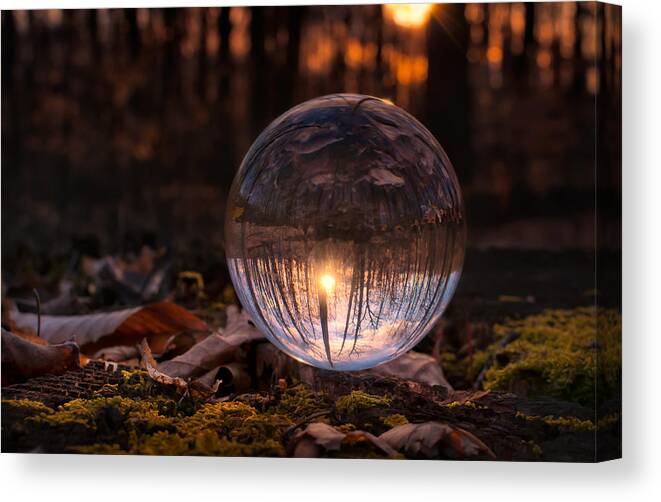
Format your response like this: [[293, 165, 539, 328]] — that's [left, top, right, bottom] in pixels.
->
[[374, 6, 384, 77], [572, 2, 587, 95], [218, 7, 231, 95], [163, 8, 184, 99], [1, 12, 16, 84], [426, 4, 473, 183], [281, 6, 304, 107], [125, 8, 141, 59], [250, 7, 267, 135], [219, 7, 231, 64], [197, 9, 208, 100], [524, 3, 535, 48], [87, 10, 101, 59]]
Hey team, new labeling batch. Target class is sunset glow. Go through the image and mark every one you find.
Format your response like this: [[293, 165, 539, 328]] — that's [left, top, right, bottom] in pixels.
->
[[384, 4, 434, 29]]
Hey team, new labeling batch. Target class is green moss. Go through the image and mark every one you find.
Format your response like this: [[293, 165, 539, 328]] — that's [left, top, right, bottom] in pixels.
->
[[130, 401, 290, 456], [473, 307, 621, 405], [117, 370, 160, 398], [6, 388, 296, 456], [596, 309, 623, 398], [234, 412, 292, 445], [132, 430, 191, 455], [271, 384, 328, 420], [381, 414, 409, 428], [69, 443, 126, 454], [442, 350, 488, 386], [516, 411, 595, 432], [335, 391, 391, 418], [86, 370, 156, 400], [221, 284, 237, 305], [337, 423, 357, 433], [94, 383, 119, 397], [525, 440, 543, 458], [29, 396, 175, 431], [445, 400, 480, 409], [2, 399, 54, 415]]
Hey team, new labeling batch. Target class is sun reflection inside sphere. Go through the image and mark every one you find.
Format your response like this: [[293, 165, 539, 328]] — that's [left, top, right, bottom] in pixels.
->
[[320, 274, 336, 293]]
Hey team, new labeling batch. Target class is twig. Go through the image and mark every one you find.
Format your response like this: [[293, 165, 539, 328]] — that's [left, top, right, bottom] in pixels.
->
[[472, 331, 519, 390], [33, 288, 41, 338]]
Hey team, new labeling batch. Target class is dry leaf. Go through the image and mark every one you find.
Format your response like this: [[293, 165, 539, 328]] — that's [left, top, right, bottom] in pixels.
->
[[289, 422, 397, 458], [2, 327, 81, 386], [9, 301, 209, 355], [370, 351, 453, 391], [379, 422, 495, 460], [138, 339, 220, 399], [138, 339, 188, 392], [158, 305, 263, 379], [93, 345, 140, 362]]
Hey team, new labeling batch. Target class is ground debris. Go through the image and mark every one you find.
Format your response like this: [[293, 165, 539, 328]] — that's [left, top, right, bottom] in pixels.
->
[[2, 327, 81, 386], [8, 301, 210, 355], [289, 422, 398, 458], [379, 421, 495, 460], [1, 305, 621, 461], [138, 339, 220, 400]]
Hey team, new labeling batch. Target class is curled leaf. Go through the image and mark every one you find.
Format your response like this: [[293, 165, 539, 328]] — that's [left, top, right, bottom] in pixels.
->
[[379, 422, 495, 460], [370, 351, 453, 391], [138, 339, 220, 399], [139, 339, 188, 391], [158, 305, 263, 379], [289, 422, 397, 458], [2, 327, 81, 386]]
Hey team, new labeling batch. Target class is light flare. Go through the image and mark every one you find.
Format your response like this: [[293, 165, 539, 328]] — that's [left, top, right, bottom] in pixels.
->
[[320, 273, 336, 293], [384, 4, 434, 29]]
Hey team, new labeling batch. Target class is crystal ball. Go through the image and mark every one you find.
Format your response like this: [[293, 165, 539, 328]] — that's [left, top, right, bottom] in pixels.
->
[[226, 94, 465, 371]]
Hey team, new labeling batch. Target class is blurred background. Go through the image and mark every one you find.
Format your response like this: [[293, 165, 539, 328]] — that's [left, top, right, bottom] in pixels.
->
[[1, 3, 621, 285]]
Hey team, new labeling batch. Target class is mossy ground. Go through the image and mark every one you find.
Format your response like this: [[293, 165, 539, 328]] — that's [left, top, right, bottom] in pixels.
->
[[465, 307, 621, 406], [1, 376, 399, 456], [336, 390, 392, 419], [2, 373, 295, 456], [1, 307, 621, 459]]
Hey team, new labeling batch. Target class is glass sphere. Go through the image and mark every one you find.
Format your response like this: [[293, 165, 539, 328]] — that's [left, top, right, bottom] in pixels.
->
[[226, 94, 465, 371]]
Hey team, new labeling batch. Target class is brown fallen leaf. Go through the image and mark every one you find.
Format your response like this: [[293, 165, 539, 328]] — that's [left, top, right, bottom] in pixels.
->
[[289, 422, 397, 458], [155, 331, 203, 361], [138, 339, 219, 399], [2, 328, 81, 386], [158, 305, 264, 379], [3, 301, 89, 367], [9, 301, 210, 355], [138, 339, 188, 391], [370, 351, 453, 391], [379, 422, 495, 460], [93, 345, 140, 362]]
